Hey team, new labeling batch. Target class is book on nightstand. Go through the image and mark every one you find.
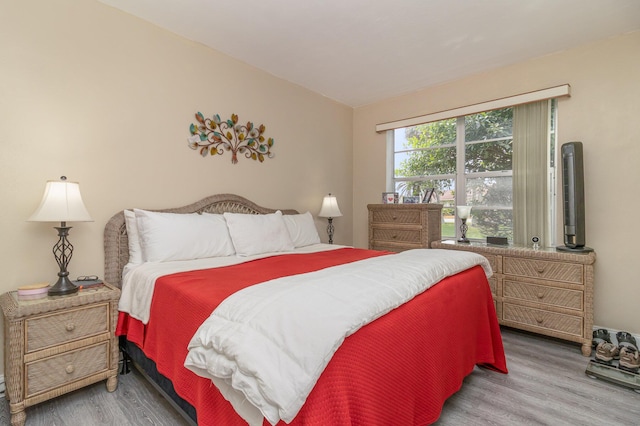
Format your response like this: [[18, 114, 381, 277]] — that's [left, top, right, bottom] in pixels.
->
[[17, 282, 50, 300], [72, 279, 104, 290]]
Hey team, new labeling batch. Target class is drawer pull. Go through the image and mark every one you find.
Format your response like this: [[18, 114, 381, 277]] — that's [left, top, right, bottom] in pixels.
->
[[392, 234, 397, 239], [65, 323, 76, 332], [66, 365, 75, 374], [535, 264, 545, 274], [537, 292, 545, 299], [392, 215, 397, 220], [535, 317, 543, 324]]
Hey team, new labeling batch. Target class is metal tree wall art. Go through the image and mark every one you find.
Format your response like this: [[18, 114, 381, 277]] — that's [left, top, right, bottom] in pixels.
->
[[187, 112, 275, 164]]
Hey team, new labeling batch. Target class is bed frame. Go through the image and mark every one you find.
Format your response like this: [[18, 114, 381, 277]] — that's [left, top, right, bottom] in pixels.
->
[[104, 193, 298, 424]]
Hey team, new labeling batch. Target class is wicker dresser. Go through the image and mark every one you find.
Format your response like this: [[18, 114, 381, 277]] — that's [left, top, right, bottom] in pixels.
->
[[368, 203, 443, 252], [1, 283, 120, 426], [432, 240, 596, 356]]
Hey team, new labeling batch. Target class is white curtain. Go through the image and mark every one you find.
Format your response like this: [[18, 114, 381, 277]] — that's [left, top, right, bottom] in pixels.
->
[[512, 100, 550, 246]]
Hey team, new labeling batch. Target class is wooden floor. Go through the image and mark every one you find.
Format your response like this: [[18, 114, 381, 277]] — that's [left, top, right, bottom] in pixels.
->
[[1, 328, 638, 425]]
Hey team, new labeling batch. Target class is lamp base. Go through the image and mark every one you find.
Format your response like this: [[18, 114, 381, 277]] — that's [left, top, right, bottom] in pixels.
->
[[458, 218, 469, 243], [326, 217, 335, 244], [48, 275, 79, 296], [48, 223, 79, 296], [556, 245, 594, 253]]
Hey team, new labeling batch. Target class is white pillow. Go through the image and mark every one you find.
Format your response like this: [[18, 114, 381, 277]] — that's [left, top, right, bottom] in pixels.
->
[[282, 211, 321, 247], [134, 209, 235, 262], [223, 211, 295, 256], [124, 209, 143, 264]]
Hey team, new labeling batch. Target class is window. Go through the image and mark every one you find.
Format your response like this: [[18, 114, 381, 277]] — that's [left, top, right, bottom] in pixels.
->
[[391, 101, 556, 243]]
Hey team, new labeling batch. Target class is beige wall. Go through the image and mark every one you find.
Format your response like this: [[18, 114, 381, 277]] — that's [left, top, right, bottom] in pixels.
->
[[354, 31, 640, 334], [0, 0, 353, 372]]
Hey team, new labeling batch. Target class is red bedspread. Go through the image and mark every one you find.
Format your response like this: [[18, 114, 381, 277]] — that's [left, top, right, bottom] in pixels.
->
[[116, 248, 507, 425]]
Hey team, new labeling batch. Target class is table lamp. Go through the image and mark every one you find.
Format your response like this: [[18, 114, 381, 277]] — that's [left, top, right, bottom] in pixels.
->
[[28, 176, 93, 296], [318, 193, 342, 244], [457, 205, 472, 243]]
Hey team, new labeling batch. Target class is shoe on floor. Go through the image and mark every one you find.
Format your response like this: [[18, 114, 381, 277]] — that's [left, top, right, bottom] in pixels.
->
[[595, 341, 619, 363], [592, 328, 612, 348], [616, 331, 638, 351], [619, 346, 640, 373]]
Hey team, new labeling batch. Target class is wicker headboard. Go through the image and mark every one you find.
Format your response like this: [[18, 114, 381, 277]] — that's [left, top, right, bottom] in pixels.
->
[[103, 193, 299, 288]]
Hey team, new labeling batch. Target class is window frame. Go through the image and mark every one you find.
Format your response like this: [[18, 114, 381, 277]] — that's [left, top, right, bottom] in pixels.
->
[[390, 112, 515, 242], [382, 87, 567, 246]]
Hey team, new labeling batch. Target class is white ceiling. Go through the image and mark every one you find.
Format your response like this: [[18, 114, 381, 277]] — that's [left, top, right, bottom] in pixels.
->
[[98, 0, 640, 107]]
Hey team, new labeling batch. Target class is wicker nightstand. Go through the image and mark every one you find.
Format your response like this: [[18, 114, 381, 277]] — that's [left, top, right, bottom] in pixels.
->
[[0, 283, 120, 426]]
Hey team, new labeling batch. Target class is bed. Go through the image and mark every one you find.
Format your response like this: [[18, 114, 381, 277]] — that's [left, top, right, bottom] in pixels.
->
[[104, 193, 507, 426]]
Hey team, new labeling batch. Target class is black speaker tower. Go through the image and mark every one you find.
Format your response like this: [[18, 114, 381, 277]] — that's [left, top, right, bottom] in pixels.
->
[[557, 141, 593, 252]]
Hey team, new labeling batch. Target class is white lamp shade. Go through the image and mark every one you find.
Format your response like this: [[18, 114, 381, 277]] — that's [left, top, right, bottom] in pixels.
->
[[318, 194, 343, 218], [28, 179, 93, 222], [456, 205, 472, 220]]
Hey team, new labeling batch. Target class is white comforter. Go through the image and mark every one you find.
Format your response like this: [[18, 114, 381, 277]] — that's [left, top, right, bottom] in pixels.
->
[[184, 248, 492, 426]]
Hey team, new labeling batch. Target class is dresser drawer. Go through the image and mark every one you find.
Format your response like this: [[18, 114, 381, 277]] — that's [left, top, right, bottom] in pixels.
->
[[487, 276, 497, 297], [370, 244, 407, 253], [482, 254, 499, 273], [371, 209, 421, 225], [26, 341, 109, 397], [503, 303, 583, 336], [371, 228, 421, 244], [503, 257, 583, 284], [504, 280, 583, 310], [25, 304, 109, 353]]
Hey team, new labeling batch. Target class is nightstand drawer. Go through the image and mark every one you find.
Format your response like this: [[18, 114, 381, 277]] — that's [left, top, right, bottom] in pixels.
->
[[504, 280, 583, 310], [503, 303, 583, 336], [25, 342, 109, 397], [503, 257, 583, 284], [371, 228, 421, 244], [26, 304, 109, 353], [371, 209, 421, 225]]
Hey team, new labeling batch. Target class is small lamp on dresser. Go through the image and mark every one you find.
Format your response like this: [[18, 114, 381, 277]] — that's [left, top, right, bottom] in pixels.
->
[[456, 205, 472, 243], [28, 176, 93, 296], [318, 193, 342, 244]]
